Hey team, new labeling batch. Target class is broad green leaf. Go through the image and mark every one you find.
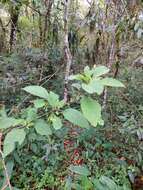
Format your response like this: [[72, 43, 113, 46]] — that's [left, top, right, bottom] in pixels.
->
[[100, 78, 125, 87], [68, 74, 84, 81], [5, 187, 20, 190], [57, 100, 65, 109], [51, 115, 62, 130], [93, 179, 104, 190], [0, 117, 23, 129], [47, 91, 59, 107], [69, 74, 90, 83], [3, 129, 26, 157], [71, 183, 82, 190], [69, 165, 90, 176], [26, 107, 37, 122], [23, 85, 49, 99], [33, 99, 45, 108], [93, 66, 110, 77], [63, 108, 90, 129], [71, 83, 81, 90], [99, 176, 117, 190], [84, 66, 93, 77], [65, 177, 72, 190], [80, 97, 102, 127], [81, 176, 93, 189], [82, 79, 104, 95], [35, 119, 52, 136], [0, 107, 7, 117]]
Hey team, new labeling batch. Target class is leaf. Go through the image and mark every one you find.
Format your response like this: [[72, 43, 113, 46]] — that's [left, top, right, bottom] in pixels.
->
[[47, 91, 59, 107], [69, 165, 90, 176], [68, 74, 84, 81], [100, 78, 125, 87], [57, 100, 65, 109], [0, 117, 23, 129], [72, 83, 81, 90], [51, 115, 62, 130], [63, 108, 90, 129], [33, 99, 45, 108], [3, 129, 26, 157], [80, 97, 102, 127], [99, 176, 117, 190], [93, 66, 110, 77], [5, 187, 20, 190], [82, 79, 104, 95], [84, 66, 93, 77], [23, 85, 49, 99], [26, 107, 37, 122], [81, 176, 93, 189], [35, 119, 52, 136], [65, 177, 72, 190]]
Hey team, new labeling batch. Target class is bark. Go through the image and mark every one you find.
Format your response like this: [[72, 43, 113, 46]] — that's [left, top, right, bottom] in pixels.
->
[[126, 0, 139, 15], [43, 0, 53, 49], [9, 5, 20, 52], [38, 13, 43, 46], [0, 18, 6, 52], [63, 0, 73, 102], [103, 2, 117, 110]]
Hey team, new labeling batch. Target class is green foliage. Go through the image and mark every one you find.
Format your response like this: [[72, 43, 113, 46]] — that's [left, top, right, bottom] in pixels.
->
[[0, 65, 124, 158], [0, 116, 22, 129], [51, 114, 63, 130], [63, 108, 90, 129], [100, 78, 125, 87], [35, 119, 52, 136], [3, 128, 26, 157], [33, 99, 46, 108], [69, 66, 125, 95], [80, 96, 103, 127], [23, 86, 49, 100], [93, 176, 131, 190], [69, 165, 90, 176], [0, 65, 127, 189], [0, 0, 142, 188]]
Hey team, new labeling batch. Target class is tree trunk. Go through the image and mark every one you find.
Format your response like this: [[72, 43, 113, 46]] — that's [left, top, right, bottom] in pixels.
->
[[43, 0, 53, 50], [63, 0, 73, 103], [38, 14, 43, 46], [0, 18, 6, 52], [9, 5, 20, 52], [126, 0, 139, 15]]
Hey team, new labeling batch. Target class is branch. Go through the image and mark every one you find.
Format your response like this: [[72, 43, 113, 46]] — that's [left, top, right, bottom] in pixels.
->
[[0, 133, 13, 190]]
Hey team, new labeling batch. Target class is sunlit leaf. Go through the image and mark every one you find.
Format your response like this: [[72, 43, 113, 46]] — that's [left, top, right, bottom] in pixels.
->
[[3, 129, 26, 157], [0, 117, 23, 129], [69, 165, 90, 176], [100, 78, 125, 87], [63, 108, 90, 129], [35, 119, 52, 136], [93, 66, 110, 77], [80, 97, 102, 127], [47, 91, 59, 108], [82, 79, 104, 95], [23, 85, 49, 99], [51, 115, 62, 130], [33, 99, 46, 108]]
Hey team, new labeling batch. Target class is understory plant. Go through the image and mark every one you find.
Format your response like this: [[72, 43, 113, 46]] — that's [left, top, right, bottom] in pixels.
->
[[0, 65, 125, 189]]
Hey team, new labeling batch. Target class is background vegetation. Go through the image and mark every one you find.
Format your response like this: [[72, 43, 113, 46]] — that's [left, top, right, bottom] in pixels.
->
[[0, 0, 143, 189]]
